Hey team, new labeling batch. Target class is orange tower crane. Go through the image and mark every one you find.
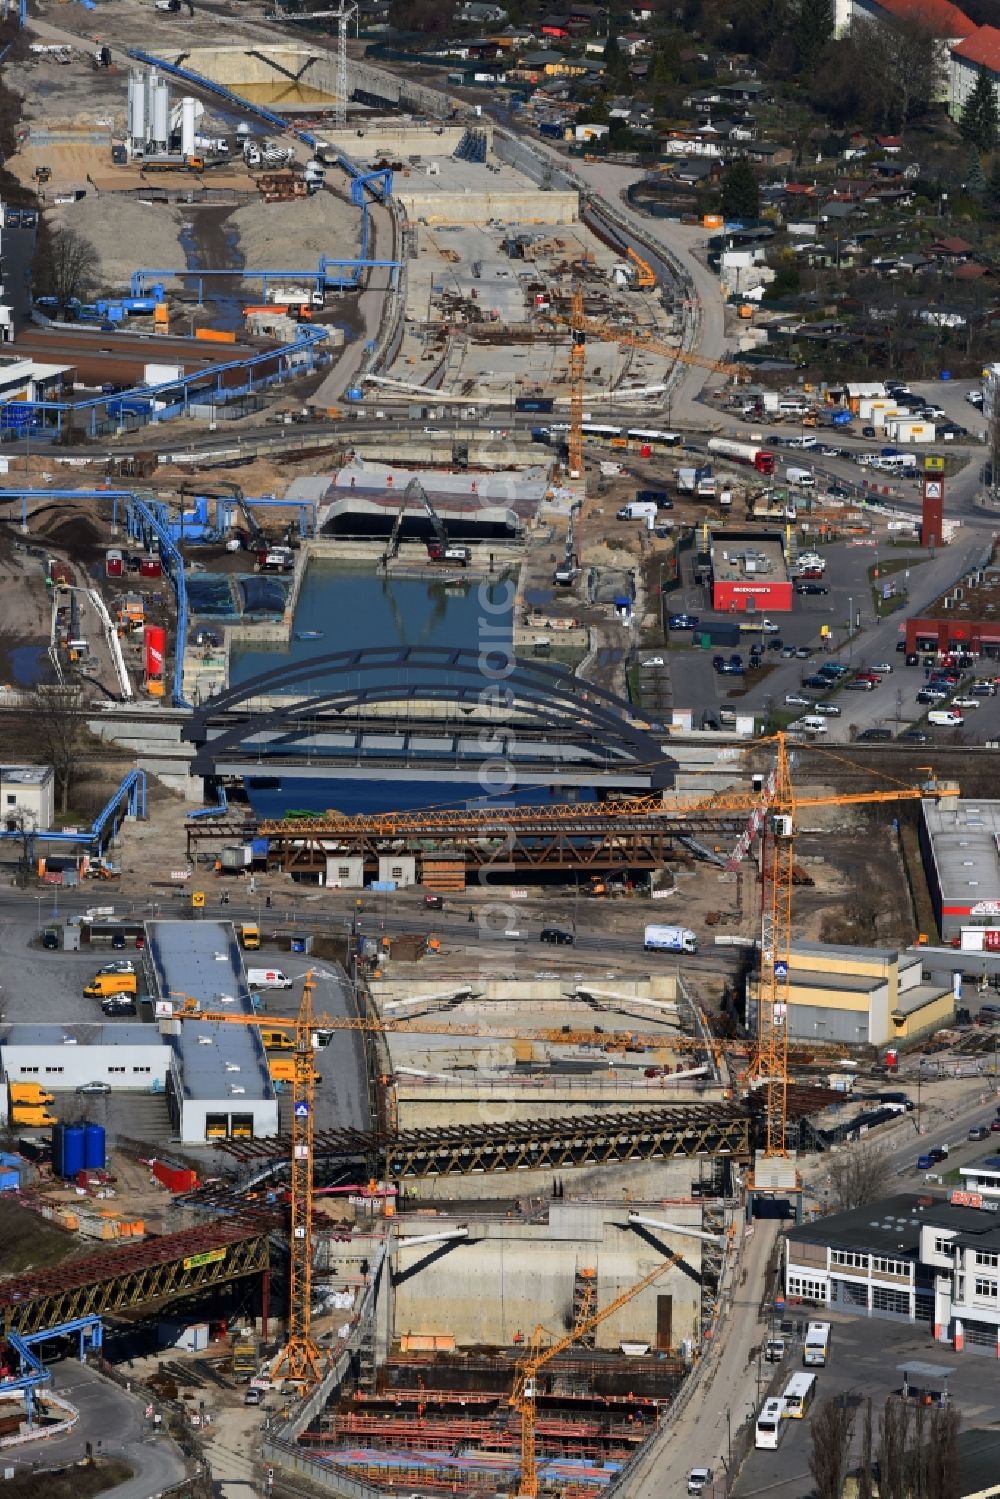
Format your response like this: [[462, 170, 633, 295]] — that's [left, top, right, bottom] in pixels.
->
[[557, 291, 742, 481], [509, 1250, 685, 1498], [258, 737, 958, 1158]]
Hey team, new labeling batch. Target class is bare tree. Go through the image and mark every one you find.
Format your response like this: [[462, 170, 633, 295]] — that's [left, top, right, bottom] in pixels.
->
[[34, 224, 101, 308], [878, 1397, 911, 1499], [26, 684, 87, 816], [857, 1396, 874, 1499], [2, 806, 37, 886], [826, 1142, 892, 1211], [849, 15, 945, 129], [926, 1405, 961, 1499], [810, 1395, 856, 1499]]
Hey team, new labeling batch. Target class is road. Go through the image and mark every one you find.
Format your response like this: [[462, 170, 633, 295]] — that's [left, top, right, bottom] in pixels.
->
[[2, 1361, 186, 1498]]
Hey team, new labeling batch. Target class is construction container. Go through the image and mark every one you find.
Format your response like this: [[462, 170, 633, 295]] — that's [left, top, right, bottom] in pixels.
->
[[139, 556, 162, 578], [84, 1123, 106, 1170], [221, 845, 252, 870], [106, 549, 123, 578], [53, 1122, 86, 1178], [152, 1159, 199, 1194], [195, 328, 237, 344]]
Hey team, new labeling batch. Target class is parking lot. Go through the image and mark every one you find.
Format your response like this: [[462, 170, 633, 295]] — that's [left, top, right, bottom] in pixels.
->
[[640, 528, 1000, 743], [732, 1314, 999, 1499], [0, 910, 368, 1144]]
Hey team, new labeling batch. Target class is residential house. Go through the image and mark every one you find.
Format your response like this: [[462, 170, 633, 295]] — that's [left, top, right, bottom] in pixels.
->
[[929, 235, 974, 259], [717, 80, 767, 104], [517, 48, 588, 77], [540, 17, 573, 39], [745, 141, 793, 167], [619, 31, 650, 55], [456, 0, 509, 22], [950, 25, 1000, 119]]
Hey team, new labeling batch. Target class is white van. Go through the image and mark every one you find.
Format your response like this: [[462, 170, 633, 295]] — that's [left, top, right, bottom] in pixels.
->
[[928, 710, 964, 726], [785, 434, 818, 449], [797, 716, 829, 733], [786, 467, 816, 488]]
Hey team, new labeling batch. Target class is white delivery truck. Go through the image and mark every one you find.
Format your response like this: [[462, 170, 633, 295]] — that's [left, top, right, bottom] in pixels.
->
[[247, 968, 294, 990], [644, 924, 698, 953], [616, 501, 658, 522]]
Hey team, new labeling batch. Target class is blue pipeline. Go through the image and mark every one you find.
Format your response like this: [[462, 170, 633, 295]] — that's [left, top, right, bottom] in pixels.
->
[[3, 1317, 102, 1423], [1, 323, 330, 439], [0, 486, 191, 704], [124, 49, 395, 279], [130, 257, 399, 297], [188, 782, 228, 819], [0, 770, 146, 855]]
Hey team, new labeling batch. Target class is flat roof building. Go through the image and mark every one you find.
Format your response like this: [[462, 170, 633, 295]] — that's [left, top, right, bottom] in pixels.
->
[[0, 765, 54, 832], [709, 529, 792, 614], [920, 798, 1000, 940], [144, 919, 277, 1146], [0, 1022, 168, 1099], [756, 941, 953, 1047], [786, 1189, 1000, 1353]]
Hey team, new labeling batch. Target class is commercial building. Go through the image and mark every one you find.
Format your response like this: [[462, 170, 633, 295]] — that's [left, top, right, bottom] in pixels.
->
[[958, 1155, 1000, 1202], [903, 555, 1000, 657], [144, 919, 277, 1145], [0, 765, 55, 831], [709, 530, 792, 614], [920, 798, 1000, 941], [759, 942, 954, 1046], [0, 1022, 168, 1095], [785, 1189, 1000, 1353]]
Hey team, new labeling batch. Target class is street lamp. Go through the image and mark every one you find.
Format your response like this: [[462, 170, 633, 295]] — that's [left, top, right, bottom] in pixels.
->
[[848, 594, 854, 661]]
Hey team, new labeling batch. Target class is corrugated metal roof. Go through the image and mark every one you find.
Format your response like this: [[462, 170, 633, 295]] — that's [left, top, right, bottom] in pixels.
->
[[145, 920, 274, 1105], [1, 1023, 162, 1047]]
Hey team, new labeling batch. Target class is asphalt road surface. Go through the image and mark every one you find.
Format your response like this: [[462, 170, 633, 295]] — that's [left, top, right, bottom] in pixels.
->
[[3, 1361, 186, 1497]]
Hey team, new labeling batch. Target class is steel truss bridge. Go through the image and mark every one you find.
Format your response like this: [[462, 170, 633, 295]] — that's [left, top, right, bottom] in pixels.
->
[[189, 1106, 753, 1202], [182, 646, 677, 787], [0, 1222, 269, 1336]]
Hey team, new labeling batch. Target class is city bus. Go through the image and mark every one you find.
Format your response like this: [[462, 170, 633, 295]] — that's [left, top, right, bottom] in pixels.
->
[[754, 1397, 787, 1449], [782, 1373, 817, 1418], [803, 1322, 831, 1367]]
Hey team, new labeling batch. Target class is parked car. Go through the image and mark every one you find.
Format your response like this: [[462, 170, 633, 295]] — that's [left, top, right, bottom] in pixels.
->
[[814, 703, 842, 716], [898, 730, 929, 743], [857, 727, 892, 742], [767, 638, 785, 652], [97, 960, 135, 975], [991, 1118, 1000, 1133], [928, 1145, 950, 1163], [77, 1081, 112, 1095], [796, 646, 814, 659], [916, 689, 947, 705], [668, 614, 698, 630], [780, 645, 797, 658], [872, 662, 893, 674], [896, 640, 907, 652], [796, 581, 829, 595], [969, 1125, 990, 1141], [641, 657, 665, 668], [688, 1470, 713, 1496], [951, 697, 979, 709], [847, 679, 876, 691], [804, 674, 831, 689], [785, 692, 811, 707], [916, 1153, 933, 1170], [540, 927, 575, 945]]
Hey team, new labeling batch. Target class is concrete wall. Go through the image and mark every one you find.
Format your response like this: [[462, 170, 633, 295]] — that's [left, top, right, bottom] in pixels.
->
[[176, 45, 338, 96], [402, 1157, 715, 1205], [323, 124, 494, 159], [395, 188, 577, 226], [2, 1040, 168, 1090], [391, 1202, 704, 1350]]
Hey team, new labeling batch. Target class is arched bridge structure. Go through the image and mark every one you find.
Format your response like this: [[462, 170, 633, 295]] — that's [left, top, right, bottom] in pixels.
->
[[182, 646, 676, 790]]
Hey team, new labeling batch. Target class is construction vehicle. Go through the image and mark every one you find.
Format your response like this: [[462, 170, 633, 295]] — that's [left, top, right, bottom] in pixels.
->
[[626, 246, 656, 290], [33, 165, 52, 185], [381, 476, 470, 568]]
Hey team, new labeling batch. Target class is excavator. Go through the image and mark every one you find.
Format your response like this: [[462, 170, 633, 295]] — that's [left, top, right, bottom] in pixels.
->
[[380, 476, 471, 569]]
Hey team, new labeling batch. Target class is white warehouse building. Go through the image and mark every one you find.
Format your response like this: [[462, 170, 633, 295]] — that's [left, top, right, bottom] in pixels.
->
[[0, 1022, 168, 1099], [144, 919, 278, 1145]]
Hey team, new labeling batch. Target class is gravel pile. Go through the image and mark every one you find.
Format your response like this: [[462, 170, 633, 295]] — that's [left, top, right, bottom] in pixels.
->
[[230, 190, 359, 269], [50, 195, 185, 290]]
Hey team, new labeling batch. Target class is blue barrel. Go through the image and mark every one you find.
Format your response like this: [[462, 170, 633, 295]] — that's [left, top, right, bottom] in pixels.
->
[[83, 1124, 106, 1171], [51, 1123, 66, 1177], [62, 1124, 85, 1178]]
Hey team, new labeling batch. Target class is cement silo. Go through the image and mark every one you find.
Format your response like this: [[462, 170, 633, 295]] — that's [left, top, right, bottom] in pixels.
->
[[127, 70, 148, 152], [148, 69, 171, 151], [180, 96, 197, 160]]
